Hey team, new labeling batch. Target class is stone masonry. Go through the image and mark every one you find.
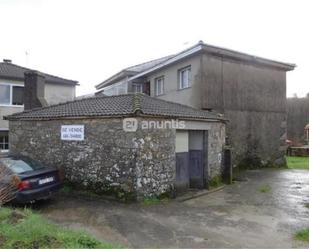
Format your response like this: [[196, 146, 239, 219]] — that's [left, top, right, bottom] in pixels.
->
[[9, 116, 226, 200]]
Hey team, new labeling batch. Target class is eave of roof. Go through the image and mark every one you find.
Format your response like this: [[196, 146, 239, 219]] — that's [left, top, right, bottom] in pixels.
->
[[95, 55, 174, 89], [201, 43, 296, 71], [95, 70, 134, 90], [129, 42, 295, 81], [129, 44, 203, 81], [0, 62, 79, 86]]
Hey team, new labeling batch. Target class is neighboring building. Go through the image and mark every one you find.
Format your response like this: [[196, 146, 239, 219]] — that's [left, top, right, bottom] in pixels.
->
[[287, 97, 309, 145], [0, 59, 78, 152], [96, 41, 295, 167], [6, 93, 226, 199]]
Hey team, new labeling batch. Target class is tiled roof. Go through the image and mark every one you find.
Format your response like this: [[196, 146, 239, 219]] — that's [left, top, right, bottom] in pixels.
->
[[6, 93, 225, 121], [0, 62, 78, 85], [125, 55, 174, 73]]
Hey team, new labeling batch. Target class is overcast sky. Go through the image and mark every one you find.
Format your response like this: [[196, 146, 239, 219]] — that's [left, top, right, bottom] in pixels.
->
[[0, 0, 308, 97]]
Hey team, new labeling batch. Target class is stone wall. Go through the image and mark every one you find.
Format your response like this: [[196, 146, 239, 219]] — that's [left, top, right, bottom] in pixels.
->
[[207, 122, 226, 179], [9, 117, 176, 200], [133, 121, 176, 197], [9, 117, 226, 200]]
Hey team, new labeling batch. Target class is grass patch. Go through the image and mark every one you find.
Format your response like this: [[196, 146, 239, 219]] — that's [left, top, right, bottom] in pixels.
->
[[295, 228, 309, 242], [287, 156, 309, 169], [0, 207, 118, 249], [258, 184, 272, 193], [305, 203, 309, 209], [142, 197, 169, 205]]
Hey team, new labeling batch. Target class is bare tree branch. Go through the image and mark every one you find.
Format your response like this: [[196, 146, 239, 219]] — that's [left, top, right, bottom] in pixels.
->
[[0, 165, 18, 205]]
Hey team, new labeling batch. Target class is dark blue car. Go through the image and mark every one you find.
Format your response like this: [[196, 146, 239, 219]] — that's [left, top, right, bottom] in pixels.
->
[[0, 154, 63, 203]]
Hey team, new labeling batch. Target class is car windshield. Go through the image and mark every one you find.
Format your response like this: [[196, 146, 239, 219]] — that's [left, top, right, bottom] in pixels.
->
[[0, 157, 45, 174]]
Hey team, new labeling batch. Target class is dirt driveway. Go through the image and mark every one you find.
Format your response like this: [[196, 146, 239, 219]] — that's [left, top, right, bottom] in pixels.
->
[[39, 169, 309, 248]]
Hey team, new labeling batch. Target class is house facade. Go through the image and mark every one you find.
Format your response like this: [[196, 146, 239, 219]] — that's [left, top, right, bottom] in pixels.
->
[[7, 94, 226, 200], [96, 41, 295, 167], [0, 59, 78, 152]]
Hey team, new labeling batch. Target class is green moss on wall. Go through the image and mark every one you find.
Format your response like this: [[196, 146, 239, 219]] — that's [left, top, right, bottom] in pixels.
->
[[209, 175, 222, 189]]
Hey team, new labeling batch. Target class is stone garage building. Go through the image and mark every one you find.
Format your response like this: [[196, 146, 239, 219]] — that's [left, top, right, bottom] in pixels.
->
[[6, 93, 226, 200]]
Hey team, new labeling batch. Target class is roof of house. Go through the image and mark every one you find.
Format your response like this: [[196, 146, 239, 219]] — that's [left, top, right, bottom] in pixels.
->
[[95, 55, 174, 89], [96, 41, 296, 90], [0, 61, 78, 85], [5, 93, 226, 122]]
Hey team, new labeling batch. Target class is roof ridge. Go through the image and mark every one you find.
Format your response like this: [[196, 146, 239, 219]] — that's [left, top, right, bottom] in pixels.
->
[[132, 93, 143, 114], [125, 54, 174, 71], [0, 62, 78, 84]]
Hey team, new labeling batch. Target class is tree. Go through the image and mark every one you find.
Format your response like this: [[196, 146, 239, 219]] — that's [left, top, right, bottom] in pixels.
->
[[0, 166, 18, 205]]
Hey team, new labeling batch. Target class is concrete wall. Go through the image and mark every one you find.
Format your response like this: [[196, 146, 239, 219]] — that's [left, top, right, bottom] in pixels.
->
[[0, 79, 75, 129], [287, 97, 309, 145], [201, 54, 287, 167], [0, 106, 23, 130], [0, 79, 24, 130], [148, 55, 202, 108], [144, 52, 288, 167], [44, 83, 75, 105], [175, 130, 189, 153]]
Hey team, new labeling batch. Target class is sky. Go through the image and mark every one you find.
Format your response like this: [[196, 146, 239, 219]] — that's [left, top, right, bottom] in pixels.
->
[[0, 0, 308, 97]]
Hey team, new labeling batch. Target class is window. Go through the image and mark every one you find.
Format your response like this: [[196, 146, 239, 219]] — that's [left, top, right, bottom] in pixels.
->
[[155, 77, 164, 96], [12, 86, 24, 105], [0, 85, 10, 105], [132, 83, 143, 93], [0, 131, 9, 151], [103, 81, 128, 96], [0, 156, 45, 174], [0, 84, 24, 106], [179, 66, 191, 89], [104, 87, 117, 96]]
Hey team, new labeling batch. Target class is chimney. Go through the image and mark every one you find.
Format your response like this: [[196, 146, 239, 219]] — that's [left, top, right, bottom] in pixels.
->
[[24, 70, 48, 110], [3, 59, 12, 63]]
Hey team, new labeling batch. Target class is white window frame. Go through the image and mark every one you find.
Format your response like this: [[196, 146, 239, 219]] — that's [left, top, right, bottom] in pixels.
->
[[0, 83, 24, 107], [178, 66, 191, 90], [0, 129, 9, 152], [155, 76, 164, 96], [132, 83, 143, 93]]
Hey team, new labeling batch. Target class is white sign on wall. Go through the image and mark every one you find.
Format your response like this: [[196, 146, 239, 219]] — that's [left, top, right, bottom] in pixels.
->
[[61, 125, 84, 141]]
